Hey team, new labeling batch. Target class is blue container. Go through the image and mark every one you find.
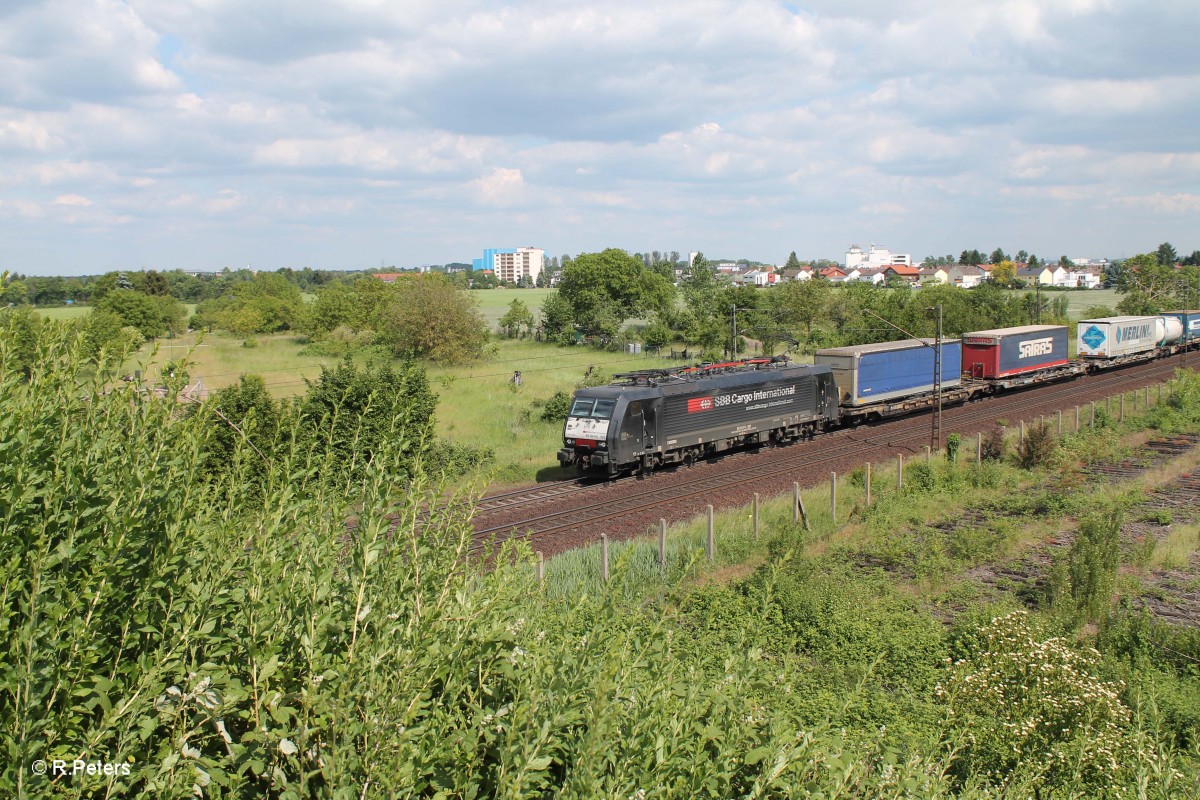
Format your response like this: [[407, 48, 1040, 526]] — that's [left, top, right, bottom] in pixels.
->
[[815, 339, 962, 407]]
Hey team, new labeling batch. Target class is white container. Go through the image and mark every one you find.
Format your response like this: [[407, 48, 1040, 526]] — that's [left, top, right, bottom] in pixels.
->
[[1076, 316, 1158, 358], [1157, 316, 1183, 346]]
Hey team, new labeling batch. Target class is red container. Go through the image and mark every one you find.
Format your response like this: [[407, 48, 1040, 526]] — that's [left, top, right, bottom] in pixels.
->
[[961, 325, 1069, 379]]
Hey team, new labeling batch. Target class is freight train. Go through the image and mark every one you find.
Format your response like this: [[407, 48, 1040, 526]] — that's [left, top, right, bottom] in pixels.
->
[[557, 312, 1200, 476]]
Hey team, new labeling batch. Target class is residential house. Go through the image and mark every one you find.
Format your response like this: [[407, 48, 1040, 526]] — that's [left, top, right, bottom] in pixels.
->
[[371, 272, 405, 283], [1016, 265, 1053, 286], [918, 266, 949, 285], [1067, 266, 1104, 289], [741, 269, 780, 287], [946, 264, 987, 288], [854, 266, 888, 285], [881, 264, 921, 284], [781, 267, 812, 282], [820, 266, 849, 283], [1049, 264, 1073, 287]]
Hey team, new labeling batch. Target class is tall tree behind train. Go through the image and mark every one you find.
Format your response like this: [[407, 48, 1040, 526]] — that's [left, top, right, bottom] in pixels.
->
[[556, 248, 675, 340]]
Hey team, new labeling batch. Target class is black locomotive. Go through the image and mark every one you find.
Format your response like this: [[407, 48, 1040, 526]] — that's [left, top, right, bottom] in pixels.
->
[[557, 356, 837, 476]]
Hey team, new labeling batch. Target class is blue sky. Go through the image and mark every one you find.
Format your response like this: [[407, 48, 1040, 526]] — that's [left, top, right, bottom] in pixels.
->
[[2, 0, 1198, 276]]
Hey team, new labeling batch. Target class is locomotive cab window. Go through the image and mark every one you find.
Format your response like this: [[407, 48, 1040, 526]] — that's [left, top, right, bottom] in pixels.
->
[[570, 398, 616, 419]]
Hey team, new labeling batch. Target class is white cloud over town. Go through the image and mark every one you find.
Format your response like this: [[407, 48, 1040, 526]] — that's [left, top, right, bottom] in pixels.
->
[[1, 0, 1197, 273]]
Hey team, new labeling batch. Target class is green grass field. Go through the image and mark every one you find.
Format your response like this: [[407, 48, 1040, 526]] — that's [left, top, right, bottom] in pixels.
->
[[426, 339, 678, 484], [470, 287, 554, 327], [31, 305, 92, 320], [1004, 287, 1121, 318]]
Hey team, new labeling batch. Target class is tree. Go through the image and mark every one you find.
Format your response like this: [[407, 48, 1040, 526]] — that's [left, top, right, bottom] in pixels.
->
[[988, 248, 1007, 264], [1015, 249, 1029, 263], [1058, 255, 1072, 268], [557, 249, 674, 338], [98, 290, 185, 338], [1156, 241, 1178, 267], [539, 291, 576, 344], [304, 281, 360, 338], [1115, 252, 1189, 314], [82, 310, 143, 362], [773, 276, 831, 342], [784, 251, 802, 271], [958, 249, 983, 266], [989, 260, 1017, 288], [372, 274, 489, 364], [498, 299, 534, 338], [137, 270, 170, 297]]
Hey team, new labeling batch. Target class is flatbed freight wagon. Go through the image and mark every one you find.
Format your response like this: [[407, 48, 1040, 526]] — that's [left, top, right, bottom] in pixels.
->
[[960, 324, 1082, 387], [814, 339, 966, 422], [1076, 316, 1172, 361]]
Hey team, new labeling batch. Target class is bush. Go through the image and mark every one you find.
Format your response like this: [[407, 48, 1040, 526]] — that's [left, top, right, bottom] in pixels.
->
[[981, 426, 1006, 461], [540, 390, 572, 423], [937, 611, 1137, 795], [298, 358, 437, 485], [1067, 510, 1122, 621], [944, 433, 961, 463], [1016, 420, 1057, 469]]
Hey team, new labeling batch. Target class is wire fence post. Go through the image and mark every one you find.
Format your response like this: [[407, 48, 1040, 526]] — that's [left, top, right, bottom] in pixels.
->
[[706, 505, 715, 561], [600, 534, 609, 584], [1119, 393, 1124, 422], [1074, 405, 1080, 433], [864, 463, 872, 507], [659, 519, 667, 575], [830, 472, 837, 524], [897, 454, 903, 490], [1091, 400, 1096, 429], [1019, 419, 1025, 448], [753, 493, 760, 541], [1057, 410, 1062, 437], [536, 551, 544, 584]]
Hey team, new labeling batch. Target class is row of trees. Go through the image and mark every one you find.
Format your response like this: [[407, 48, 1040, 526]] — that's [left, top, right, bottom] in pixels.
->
[[535, 250, 1076, 358], [0, 266, 363, 307]]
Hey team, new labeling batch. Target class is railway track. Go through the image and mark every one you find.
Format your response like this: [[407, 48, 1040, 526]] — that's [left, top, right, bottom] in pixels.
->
[[471, 357, 1198, 557]]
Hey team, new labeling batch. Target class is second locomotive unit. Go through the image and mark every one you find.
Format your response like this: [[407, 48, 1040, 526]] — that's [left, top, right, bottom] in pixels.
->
[[557, 356, 837, 476]]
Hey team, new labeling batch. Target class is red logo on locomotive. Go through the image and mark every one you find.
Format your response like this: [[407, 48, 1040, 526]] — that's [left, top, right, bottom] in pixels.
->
[[687, 396, 714, 413]]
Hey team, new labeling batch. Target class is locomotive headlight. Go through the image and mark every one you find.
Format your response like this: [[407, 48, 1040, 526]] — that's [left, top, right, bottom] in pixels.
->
[[565, 438, 575, 445]]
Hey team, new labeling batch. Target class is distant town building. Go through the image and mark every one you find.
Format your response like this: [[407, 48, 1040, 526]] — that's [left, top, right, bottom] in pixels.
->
[[845, 244, 912, 269], [472, 247, 545, 284]]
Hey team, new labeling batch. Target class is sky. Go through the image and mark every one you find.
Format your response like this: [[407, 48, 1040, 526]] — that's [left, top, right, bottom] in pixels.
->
[[1, 0, 1199, 276]]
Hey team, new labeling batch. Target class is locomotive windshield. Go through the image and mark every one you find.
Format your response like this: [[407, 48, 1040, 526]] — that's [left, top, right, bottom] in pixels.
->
[[569, 397, 616, 419]]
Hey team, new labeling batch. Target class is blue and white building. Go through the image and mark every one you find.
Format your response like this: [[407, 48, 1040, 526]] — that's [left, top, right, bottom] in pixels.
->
[[472, 247, 545, 284]]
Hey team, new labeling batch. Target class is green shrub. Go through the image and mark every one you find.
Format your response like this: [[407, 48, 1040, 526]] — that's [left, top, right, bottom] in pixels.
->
[[937, 611, 1138, 795], [944, 433, 961, 463], [539, 390, 572, 423], [1016, 420, 1057, 469], [1066, 510, 1123, 621]]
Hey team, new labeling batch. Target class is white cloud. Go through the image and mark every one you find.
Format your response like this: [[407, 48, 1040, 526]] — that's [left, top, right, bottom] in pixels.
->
[[1, 0, 1197, 272], [473, 167, 526, 206]]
